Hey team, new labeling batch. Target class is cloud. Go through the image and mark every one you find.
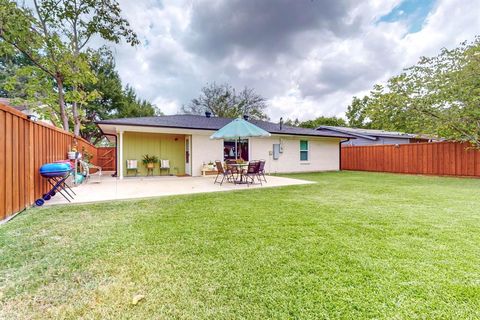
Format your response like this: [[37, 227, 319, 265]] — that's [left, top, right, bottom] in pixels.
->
[[112, 0, 479, 121]]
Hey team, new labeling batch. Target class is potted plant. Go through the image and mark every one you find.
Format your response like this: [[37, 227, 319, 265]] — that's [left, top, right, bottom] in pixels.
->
[[142, 154, 159, 169], [67, 145, 77, 160], [207, 161, 215, 170]]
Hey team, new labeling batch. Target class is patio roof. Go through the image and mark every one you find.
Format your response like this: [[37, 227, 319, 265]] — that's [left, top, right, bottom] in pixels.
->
[[97, 115, 354, 139]]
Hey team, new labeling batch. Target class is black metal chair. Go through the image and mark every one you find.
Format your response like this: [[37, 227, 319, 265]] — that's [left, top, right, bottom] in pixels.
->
[[214, 161, 234, 185]]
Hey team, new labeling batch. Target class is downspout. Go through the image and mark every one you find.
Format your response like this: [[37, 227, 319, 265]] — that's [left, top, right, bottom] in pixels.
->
[[339, 138, 350, 171]]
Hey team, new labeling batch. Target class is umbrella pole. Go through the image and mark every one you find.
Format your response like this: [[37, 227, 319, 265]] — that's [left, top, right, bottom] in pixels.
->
[[235, 138, 238, 160]]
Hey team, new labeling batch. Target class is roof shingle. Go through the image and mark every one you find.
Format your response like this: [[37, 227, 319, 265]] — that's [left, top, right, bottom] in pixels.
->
[[97, 115, 354, 139]]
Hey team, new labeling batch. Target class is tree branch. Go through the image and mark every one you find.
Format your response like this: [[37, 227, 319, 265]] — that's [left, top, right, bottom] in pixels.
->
[[0, 34, 56, 78]]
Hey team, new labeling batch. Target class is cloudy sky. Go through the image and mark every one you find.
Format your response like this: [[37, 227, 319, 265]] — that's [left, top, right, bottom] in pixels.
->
[[112, 0, 479, 122]]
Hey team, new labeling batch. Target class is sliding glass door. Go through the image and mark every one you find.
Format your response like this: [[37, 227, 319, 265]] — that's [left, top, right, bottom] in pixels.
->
[[223, 139, 249, 161]]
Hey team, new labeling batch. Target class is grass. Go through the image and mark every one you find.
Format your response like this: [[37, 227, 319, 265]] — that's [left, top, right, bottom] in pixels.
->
[[1, 171, 480, 319]]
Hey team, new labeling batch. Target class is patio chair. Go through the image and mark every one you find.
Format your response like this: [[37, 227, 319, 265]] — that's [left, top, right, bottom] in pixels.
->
[[126, 159, 138, 176], [257, 159, 267, 183], [244, 161, 261, 186], [160, 159, 170, 175], [225, 159, 239, 179], [214, 160, 234, 185]]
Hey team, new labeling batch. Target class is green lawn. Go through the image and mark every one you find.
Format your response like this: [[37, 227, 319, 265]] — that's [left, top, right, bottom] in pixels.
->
[[1, 171, 480, 319]]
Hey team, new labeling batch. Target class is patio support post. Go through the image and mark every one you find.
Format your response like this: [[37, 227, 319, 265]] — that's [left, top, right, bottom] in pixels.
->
[[119, 130, 124, 179]]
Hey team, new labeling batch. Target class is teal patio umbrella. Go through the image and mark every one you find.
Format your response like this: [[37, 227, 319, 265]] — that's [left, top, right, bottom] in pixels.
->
[[210, 118, 271, 159]]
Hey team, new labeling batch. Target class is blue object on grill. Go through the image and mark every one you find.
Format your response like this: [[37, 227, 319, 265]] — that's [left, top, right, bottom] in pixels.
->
[[39, 163, 71, 178], [36, 162, 75, 206]]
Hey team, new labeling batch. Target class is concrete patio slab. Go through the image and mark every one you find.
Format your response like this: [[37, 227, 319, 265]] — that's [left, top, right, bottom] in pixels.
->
[[44, 173, 314, 206]]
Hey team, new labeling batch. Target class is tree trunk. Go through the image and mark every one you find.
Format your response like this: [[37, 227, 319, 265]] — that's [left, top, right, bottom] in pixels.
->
[[56, 75, 69, 131], [72, 99, 81, 136]]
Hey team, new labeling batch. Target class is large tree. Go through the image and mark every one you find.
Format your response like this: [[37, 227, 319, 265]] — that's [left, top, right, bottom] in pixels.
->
[[1, 47, 159, 144], [183, 82, 269, 120], [346, 38, 480, 147], [81, 49, 160, 144], [0, 0, 138, 134]]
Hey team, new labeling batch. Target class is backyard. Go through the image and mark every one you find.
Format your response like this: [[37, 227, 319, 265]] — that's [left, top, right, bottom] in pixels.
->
[[1, 171, 479, 319]]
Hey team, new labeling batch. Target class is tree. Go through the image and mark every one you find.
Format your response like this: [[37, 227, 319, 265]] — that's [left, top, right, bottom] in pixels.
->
[[1, 0, 75, 129], [43, 0, 139, 135], [81, 49, 160, 144], [298, 116, 347, 129], [117, 85, 159, 119], [346, 96, 371, 128], [0, 0, 138, 134], [345, 38, 480, 147], [283, 118, 300, 126], [183, 82, 269, 120]]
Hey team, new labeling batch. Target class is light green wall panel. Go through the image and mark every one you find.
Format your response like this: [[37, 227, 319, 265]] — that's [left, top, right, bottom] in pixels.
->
[[123, 132, 186, 176]]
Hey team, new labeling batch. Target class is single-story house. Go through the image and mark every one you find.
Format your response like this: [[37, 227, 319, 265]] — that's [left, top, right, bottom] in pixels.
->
[[315, 126, 430, 147], [96, 114, 354, 178]]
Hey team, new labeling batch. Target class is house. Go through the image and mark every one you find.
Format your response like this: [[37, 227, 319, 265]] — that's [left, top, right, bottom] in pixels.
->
[[96, 114, 354, 178], [315, 126, 430, 147]]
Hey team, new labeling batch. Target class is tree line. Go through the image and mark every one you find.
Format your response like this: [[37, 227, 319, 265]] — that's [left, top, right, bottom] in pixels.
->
[[0, 0, 158, 144], [1, 2, 478, 147], [345, 37, 480, 147], [283, 38, 480, 147]]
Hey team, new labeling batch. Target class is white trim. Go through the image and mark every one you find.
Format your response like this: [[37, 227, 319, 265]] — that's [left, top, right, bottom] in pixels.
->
[[185, 135, 191, 175], [118, 131, 124, 179]]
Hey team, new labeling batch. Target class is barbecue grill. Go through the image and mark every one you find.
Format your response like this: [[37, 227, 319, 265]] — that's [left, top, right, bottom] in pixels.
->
[[35, 162, 76, 206]]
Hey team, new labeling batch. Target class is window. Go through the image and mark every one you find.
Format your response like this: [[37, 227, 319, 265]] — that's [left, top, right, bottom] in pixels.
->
[[300, 140, 309, 161], [223, 139, 249, 161]]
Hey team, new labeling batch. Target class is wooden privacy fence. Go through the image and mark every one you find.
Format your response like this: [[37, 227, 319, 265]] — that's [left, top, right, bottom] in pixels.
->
[[97, 147, 116, 171], [341, 141, 480, 177], [0, 103, 108, 222]]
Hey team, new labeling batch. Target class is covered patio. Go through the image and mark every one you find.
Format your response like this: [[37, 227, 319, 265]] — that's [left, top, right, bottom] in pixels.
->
[[45, 173, 314, 205]]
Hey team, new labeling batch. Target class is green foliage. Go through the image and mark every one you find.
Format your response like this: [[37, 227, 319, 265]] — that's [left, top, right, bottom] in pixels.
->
[[0, 0, 138, 134], [283, 118, 300, 127], [142, 154, 159, 165], [346, 38, 480, 146], [118, 85, 160, 119], [346, 96, 371, 128], [81, 48, 160, 144], [0, 0, 74, 129], [183, 82, 269, 120], [298, 116, 347, 129]]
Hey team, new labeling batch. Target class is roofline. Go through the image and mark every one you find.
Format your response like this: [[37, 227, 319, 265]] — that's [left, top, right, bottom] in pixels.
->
[[315, 125, 425, 140], [96, 121, 354, 139], [316, 126, 377, 140]]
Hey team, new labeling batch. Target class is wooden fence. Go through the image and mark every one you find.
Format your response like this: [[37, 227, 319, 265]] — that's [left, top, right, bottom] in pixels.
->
[[341, 141, 480, 177], [97, 147, 116, 171], [0, 103, 105, 222]]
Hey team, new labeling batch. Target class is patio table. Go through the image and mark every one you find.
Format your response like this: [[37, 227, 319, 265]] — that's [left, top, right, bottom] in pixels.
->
[[227, 163, 249, 184]]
